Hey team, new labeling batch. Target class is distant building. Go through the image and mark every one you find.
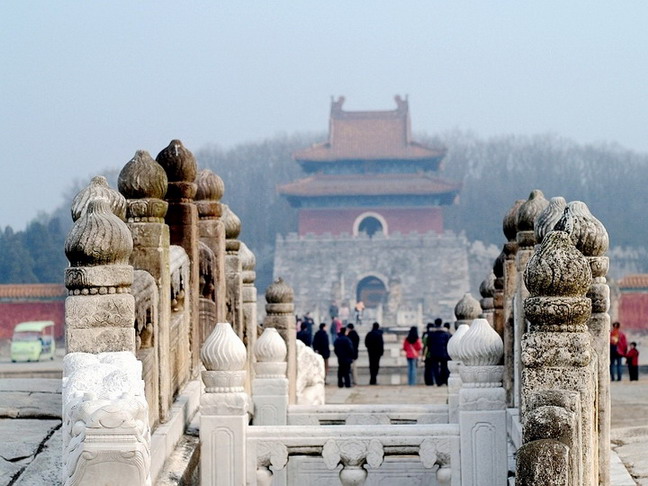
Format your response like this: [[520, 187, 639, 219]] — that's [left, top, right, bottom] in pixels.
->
[[274, 96, 470, 325], [0, 284, 66, 339], [617, 274, 648, 332]]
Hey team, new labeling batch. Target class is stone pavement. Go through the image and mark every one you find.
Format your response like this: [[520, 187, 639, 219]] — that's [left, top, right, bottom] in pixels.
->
[[1, 377, 646, 485]]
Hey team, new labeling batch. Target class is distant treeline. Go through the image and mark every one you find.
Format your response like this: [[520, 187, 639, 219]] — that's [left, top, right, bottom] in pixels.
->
[[3, 131, 647, 288]]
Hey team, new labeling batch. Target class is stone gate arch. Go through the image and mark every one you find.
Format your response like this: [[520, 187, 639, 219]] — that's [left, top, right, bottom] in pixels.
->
[[353, 211, 388, 237]]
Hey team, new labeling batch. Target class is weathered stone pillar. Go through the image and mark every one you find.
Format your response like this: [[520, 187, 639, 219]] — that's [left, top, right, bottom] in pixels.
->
[[264, 278, 297, 404], [195, 168, 227, 323], [502, 199, 524, 406], [200, 322, 248, 486], [118, 150, 173, 423], [65, 194, 134, 353], [513, 190, 548, 407], [457, 318, 507, 486], [447, 293, 481, 422], [479, 272, 495, 326], [157, 140, 201, 376], [252, 327, 288, 425], [517, 231, 595, 486], [222, 204, 245, 340], [240, 242, 258, 388], [555, 201, 610, 485]]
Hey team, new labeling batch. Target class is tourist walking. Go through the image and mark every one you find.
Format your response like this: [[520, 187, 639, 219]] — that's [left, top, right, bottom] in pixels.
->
[[354, 301, 365, 326], [610, 321, 628, 381], [347, 323, 360, 386], [627, 342, 639, 381], [330, 317, 342, 343], [403, 326, 422, 386], [329, 301, 339, 322], [422, 320, 450, 386], [296, 322, 312, 347], [312, 323, 331, 381], [334, 326, 354, 388], [365, 322, 384, 385]]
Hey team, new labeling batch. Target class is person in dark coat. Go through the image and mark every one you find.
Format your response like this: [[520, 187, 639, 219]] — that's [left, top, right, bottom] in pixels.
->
[[347, 323, 360, 386], [422, 319, 450, 386], [312, 323, 331, 380], [296, 321, 312, 347], [334, 327, 354, 388], [364, 322, 384, 385]]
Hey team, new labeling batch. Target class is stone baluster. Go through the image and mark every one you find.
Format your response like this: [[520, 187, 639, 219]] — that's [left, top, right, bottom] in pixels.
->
[[240, 242, 258, 389], [195, 168, 227, 323], [222, 204, 245, 340], [457, 318, 507, 486], [156, 140, 201, 376], [253, 327, 288, 425], [63, 188, 150, 485], [65, 197, 134, 353], [200, 322, 248, 486], [446, 324, 469, 423], [198, 241, 217, 344], [517, 231, 595, 486], [502, 199, 524, 406], [513, 190, 548, 407], [534, 197, 567, 247], [479, 272, 495, 326], [555, 201, 610, 485], [454, 292, 480, 331], [118, 150, 173, 423], [264, 278, 297, 404]]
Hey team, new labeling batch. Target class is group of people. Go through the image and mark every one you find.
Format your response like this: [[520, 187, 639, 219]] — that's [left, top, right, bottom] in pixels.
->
[[610, 321, 640, 382], [402, 319, 451, 386]]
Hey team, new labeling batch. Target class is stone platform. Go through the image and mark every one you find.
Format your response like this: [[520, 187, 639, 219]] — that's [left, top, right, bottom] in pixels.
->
[[1, 378, 646, 485]]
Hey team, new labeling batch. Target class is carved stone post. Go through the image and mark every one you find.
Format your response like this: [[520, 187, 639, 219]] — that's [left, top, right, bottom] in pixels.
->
[[517, 231, 595, 486], [447, 293, 481, 423], [222, 204, 245, 340], [555, 201, 610, 485], [502, 199, 524, 406], [118, 151, 173, 423], [513, 190, 548, 407], [479, 272, 495, 326], [457, 318, 507, 486], [240, 242, 258, 388], [200, 322, 248, 486], [447, 324, 469, 423], [157, 140, 201, 376], [196, 168, 227, 323], [253, 327, 288, 425], [65, 195, 134, 353], [264, 278, 297, 404]]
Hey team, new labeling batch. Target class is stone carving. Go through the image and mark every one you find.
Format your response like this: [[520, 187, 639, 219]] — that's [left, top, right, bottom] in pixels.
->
[[517, 189, 549, 233], [457, 318, 503, 367], [199, 241, 217, 301], [62, 351, 150, 486], [118, 150, 168, 222], [254, 327, 287, 378], [322, 439, 372, 486], [479, 272, 495, 322], [201, 322, 247, 374], [71, 175, 127, 222], [65, 199, 133, 269], [555, 201, 609, 257], [503, 199, 525, 244], [447, 323, 469, 422], [155, 139, 197, 185], [454, 292, 481, 323], [196, 169, 225, 219], [266, 277, 294, 305], [132, 270, 156, 350], [518, 230, 596, 486], [366, 439, 384, 468], [296, 340, 326, 405], [256, 441, 289, 470], [222, 204, 242, 241], [534, 196, 566, 245]]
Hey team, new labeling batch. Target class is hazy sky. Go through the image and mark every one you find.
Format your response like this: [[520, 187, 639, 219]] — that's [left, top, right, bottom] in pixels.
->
[[2, 2, 648, 230]]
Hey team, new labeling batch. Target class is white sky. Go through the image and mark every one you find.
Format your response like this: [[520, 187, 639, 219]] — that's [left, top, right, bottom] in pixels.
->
[[2, 1, 648, 230]]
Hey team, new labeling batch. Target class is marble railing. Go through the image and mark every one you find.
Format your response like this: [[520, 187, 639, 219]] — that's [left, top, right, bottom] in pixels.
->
[[287, 404, 448, 426]]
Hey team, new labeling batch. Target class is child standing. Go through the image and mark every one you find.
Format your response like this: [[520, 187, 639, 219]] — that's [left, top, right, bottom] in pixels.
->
[[626, 342, 640, 381]]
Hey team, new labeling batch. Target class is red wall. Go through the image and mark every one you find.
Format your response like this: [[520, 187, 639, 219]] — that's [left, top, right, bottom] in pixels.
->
[[618, 293, 648, 331], [298, 207, 444, 235], [0, 301, 65, 340]]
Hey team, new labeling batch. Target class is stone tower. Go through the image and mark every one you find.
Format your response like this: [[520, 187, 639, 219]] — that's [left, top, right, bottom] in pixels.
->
[[273, 97, 470, 325]]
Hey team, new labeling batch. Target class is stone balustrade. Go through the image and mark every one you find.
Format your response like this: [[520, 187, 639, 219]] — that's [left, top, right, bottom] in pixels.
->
[[287, 404, 448, 426]]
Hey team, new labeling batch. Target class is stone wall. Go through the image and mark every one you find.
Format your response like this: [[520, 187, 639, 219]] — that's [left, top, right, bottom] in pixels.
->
[[273, 231, 470, 322]]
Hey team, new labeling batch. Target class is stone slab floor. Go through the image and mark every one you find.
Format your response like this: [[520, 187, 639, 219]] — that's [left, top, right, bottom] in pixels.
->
[[0, 377, 646, 485]]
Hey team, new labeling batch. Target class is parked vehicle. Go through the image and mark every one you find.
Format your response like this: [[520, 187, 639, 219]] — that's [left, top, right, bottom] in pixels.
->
[[10, 321, 56, 362]]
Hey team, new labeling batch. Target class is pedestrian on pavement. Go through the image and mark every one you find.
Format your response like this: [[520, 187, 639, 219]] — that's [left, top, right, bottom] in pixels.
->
[[365, 322, 384, 385], [403, 326, 422, 386], [347, 323, 360, 386], [329, 301, 339, 322], [627, 342, 640, 381], [330, 317, 342, 343], [354, 301, 365, 326], [296, 321, 312, 347], [312, 323, 331, 381], [422, 319, 450, 386], [610, 321, 628, 381], [334, 326, 354, 388]]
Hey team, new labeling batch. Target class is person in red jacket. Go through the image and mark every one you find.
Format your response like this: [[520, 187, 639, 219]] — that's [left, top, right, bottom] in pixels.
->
[[626, 342, 639, 382], [403, 326, 422, 386], [610, 321, 628, 381]]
